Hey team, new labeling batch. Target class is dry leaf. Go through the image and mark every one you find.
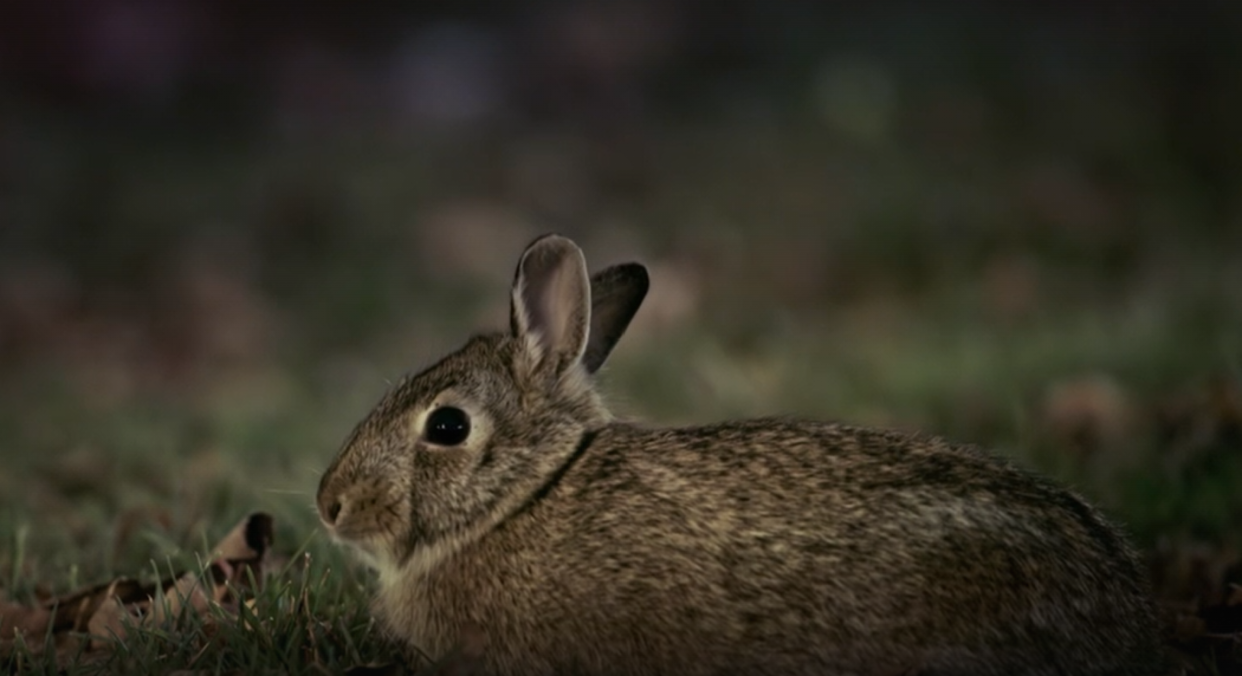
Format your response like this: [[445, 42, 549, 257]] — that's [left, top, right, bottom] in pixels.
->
[[0, 599, 52, 641], [209, 512, 275, 603], [147, 572, 215, 626], [49, 577, 148, 634], [0, 511, 277, 665], [86, 597, 132, 651], [212, 512, 273, 563]]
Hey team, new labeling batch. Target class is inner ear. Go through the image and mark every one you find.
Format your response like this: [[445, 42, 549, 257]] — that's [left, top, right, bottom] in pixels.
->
[[510, 234, 591, 371]]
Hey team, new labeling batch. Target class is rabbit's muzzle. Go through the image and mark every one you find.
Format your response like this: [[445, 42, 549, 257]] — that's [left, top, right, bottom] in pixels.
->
[[318, 468, 406, 550]]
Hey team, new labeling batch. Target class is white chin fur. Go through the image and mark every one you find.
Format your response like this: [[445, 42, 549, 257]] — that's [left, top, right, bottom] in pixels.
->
[[332, 532, 397, 575]]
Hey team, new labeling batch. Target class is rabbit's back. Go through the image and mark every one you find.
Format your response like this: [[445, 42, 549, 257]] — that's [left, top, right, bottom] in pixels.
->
[[385, 417, 1165, 676]]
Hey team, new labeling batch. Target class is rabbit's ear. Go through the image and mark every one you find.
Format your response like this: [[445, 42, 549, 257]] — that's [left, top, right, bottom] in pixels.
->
[[583, 263, 649, 374], [510, 234, 591, 373]]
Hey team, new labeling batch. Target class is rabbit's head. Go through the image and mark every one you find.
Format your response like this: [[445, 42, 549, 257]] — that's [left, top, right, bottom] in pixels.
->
[[317, 234, 648, 576]]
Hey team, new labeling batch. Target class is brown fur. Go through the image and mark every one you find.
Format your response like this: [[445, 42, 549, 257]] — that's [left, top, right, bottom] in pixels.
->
[[317, 234, 1167, 676]]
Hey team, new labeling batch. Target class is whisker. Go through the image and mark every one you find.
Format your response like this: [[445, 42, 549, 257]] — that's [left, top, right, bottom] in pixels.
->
[[299, 464, 329, 477]]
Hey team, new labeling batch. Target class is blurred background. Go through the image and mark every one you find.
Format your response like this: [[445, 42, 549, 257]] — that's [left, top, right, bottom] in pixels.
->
[[2, 0, 1242, 621]]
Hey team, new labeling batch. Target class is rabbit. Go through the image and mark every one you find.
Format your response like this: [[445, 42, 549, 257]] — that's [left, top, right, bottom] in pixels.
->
[[317, 233, 1168, 676]]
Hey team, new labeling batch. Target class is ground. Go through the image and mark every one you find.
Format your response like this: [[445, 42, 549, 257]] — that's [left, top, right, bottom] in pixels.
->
[[2, 6, 1242, 672]]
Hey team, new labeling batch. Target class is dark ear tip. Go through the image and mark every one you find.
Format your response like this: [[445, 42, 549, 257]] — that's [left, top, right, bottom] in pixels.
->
[[615, 262, 650, 293]]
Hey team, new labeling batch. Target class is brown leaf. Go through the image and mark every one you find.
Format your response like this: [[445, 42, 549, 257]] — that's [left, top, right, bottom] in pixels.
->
[[86, 596, 132, 651], [0, 599, 52, 641], [205, 512, 275, 603], [147, 572, 216, 626], [46, 577, 151, 634], [0, 511, 279, 666], [212, 512, 273, 563]]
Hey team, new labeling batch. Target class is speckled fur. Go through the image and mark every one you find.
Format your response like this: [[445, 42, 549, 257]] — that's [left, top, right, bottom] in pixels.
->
[[318, 235, 1167, 676]]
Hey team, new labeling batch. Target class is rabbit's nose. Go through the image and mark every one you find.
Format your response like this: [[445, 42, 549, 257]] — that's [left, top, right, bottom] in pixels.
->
[[318, 486, 345, 526], [324, 498, 343, 525]]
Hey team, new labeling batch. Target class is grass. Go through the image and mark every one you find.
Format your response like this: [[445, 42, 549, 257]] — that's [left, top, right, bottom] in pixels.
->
[[4, 63, 1242, 673], [3, 257, 1239, 672]]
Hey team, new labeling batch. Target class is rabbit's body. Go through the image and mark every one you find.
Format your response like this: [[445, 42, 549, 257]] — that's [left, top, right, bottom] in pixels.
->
[[319, 235, 1166, 676], [377, 417, 1161, 676]]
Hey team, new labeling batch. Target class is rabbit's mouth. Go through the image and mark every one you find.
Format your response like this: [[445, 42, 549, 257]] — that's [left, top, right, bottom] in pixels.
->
[[318, 489, 410, 569], [326, 520, 379, 547], [326, 522, 405, 572]]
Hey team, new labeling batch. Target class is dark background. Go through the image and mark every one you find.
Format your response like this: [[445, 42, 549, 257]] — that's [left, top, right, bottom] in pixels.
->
[[1, 0, 1241, 632]]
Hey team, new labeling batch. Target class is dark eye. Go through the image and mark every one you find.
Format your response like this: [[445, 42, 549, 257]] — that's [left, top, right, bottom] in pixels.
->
[[425, 406, 471, 446]]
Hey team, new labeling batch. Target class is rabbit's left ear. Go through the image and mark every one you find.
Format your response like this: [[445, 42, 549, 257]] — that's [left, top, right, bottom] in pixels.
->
[[583, 263, 648, 374], [510, 234, 591, 374]]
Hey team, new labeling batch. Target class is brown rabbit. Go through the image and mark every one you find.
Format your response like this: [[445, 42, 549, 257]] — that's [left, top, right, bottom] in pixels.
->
[[317, 234, 1167, 676]]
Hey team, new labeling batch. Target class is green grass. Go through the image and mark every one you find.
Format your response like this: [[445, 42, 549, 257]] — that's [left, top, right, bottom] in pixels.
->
[[1, 550, 386, 675], [4, 270, 1239, 672], [3, 102, 1242, 672]]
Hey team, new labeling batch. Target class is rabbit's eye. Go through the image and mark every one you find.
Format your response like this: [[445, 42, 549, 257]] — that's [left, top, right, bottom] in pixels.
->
[[424, 406, 471, 446]]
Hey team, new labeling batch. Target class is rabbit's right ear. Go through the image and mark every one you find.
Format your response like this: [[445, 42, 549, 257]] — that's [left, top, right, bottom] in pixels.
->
[[583, 263, 649, 374], [510, 234, 592, 375]]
